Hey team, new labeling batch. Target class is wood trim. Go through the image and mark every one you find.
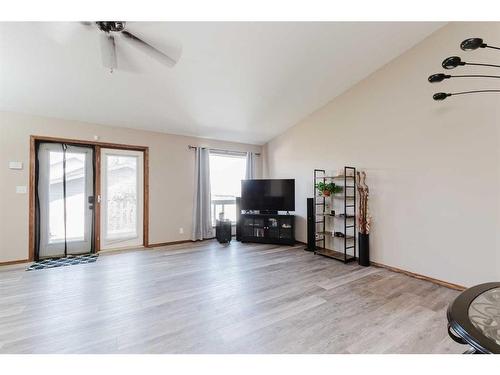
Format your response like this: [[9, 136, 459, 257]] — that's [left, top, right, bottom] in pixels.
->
[[94, 146, 101, 252], [147, 240, 193, 248], [0, 259, 30, 266], [147, 237, 222, 248], [143, 148, 149, 247], [30, 135, 148, 151], [371, 261, 466, 291], [28, 136, 36, 261], [29, 135, 150, 260]]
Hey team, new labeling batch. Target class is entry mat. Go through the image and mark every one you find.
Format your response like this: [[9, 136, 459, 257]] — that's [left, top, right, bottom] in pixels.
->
[[26, 254, 98, 271]]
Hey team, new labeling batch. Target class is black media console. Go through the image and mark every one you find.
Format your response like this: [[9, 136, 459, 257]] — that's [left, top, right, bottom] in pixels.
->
[[239, 213, 295, 245]]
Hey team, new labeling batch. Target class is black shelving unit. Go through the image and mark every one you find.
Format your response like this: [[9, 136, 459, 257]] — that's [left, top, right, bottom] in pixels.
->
[[240, 213, 295, 245], [313, 169, 327, 251], [313, 166, 357, 263]]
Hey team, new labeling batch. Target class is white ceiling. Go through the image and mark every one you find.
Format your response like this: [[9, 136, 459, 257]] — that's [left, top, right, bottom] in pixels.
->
[[0, 22, 444, 144]]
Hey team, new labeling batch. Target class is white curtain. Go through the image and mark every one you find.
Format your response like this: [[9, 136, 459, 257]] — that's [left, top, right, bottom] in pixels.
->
[[245, 152, 255, 179], [192, 147, 214, 240]]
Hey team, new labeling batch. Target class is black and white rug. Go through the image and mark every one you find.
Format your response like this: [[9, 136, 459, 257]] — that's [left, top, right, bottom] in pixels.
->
[[26, 254, 98, 271]]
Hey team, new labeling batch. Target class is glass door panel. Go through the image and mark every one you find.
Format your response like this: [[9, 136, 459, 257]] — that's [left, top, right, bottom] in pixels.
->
[[48, 151, 65, 243], [100, 149, 144, 250], [242, 217, 254, 237], [266, 217, 279, 239], [253, 218, 265, 237], [279, 217, 293, 239], [37, 143, 94, 258], [58, 152, 86, 242], [106, 154, 137, 239]]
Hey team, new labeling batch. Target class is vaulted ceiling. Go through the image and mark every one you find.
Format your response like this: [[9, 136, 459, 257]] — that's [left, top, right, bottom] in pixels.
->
[[0, 22, 444, 144]]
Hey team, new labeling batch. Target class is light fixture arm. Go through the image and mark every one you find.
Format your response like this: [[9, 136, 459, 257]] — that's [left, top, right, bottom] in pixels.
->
[[428, 73, 500, 82], [451, 89, 500, 96], [433, 89, 500, 101], [452, 74, 500, 78], [465, 62, 500, 69]]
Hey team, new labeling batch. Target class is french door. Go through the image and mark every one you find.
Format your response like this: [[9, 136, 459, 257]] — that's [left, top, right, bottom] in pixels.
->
[[37, 143, 94, 258], [100, 148, 144, 250]]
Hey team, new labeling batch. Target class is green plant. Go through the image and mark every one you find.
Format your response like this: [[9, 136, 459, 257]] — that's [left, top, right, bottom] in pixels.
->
[[315, 182, 343, 195]]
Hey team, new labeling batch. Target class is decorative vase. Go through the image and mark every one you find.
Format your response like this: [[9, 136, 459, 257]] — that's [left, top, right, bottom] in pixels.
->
[[322, 190, 331, 197], [358, 232, 370, 266]]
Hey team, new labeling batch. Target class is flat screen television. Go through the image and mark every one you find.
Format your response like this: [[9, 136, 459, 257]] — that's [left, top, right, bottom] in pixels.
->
[[241, 179, 295, 211]]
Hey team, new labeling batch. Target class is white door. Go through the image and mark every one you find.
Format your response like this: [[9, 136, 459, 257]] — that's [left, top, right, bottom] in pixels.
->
[[37, 142, 94, 258], [100, 148, 144, 250]]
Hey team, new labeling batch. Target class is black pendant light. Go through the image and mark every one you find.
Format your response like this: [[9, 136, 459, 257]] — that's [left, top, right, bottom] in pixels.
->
[[460, 38, 500, 51], [441, 56, 500, 70], [442, 56, 464, 69], [429, 37, 500, 101]]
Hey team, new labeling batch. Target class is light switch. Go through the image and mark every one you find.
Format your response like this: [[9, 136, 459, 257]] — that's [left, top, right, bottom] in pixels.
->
[[16, 186, 27, 194], [9, 161, 23, 170]]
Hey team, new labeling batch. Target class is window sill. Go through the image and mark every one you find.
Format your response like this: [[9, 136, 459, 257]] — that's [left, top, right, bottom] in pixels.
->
[[212, 223, 237, 228]]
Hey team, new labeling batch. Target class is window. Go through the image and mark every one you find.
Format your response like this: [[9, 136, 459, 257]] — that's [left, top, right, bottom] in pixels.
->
[[209, 152, 246, 225]]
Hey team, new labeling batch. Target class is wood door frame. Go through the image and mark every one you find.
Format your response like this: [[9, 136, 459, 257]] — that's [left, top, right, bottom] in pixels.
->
[[29, 135, 149, 261]]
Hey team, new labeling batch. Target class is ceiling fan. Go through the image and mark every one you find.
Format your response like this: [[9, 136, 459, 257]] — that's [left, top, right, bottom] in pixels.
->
[[83, 21, 180, 73]]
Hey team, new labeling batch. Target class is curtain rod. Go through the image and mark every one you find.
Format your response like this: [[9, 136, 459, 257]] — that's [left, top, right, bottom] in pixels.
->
[[188, 145, 261, 156]]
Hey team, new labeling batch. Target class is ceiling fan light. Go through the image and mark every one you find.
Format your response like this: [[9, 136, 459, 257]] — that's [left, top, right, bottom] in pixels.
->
[[96, 21, 125, 33], [428, 73, 450, 83], [460, 38, 485, 51], [442, 56, 464, 69]]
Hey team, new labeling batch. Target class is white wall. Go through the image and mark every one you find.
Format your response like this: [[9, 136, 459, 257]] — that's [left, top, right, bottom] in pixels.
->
[[264, 22, 500, 287], [0, 111, 261, 263]]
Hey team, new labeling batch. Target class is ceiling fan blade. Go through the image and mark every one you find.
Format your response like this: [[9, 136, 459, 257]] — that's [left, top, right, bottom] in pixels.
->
[[99, 33, 117, 72], [121, 30, 178, 68]]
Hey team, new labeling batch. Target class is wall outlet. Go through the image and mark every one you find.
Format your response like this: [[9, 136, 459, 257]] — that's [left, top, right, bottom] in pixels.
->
[[16, 185, 27, 194], [179, 228, 184, 234]]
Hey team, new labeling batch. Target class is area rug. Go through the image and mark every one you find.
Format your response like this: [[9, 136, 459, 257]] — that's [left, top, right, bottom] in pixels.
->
[[26, 254, 98, 271]]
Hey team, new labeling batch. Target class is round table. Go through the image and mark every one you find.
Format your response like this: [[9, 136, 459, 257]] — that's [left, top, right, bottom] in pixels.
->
[[447, 282, 500, 354]]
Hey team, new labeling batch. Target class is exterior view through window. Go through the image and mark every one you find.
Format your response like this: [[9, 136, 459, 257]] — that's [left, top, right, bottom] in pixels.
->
[[105, 154, 138, 240], [209, 153, 246, 225], [48, 151, 86, 243]]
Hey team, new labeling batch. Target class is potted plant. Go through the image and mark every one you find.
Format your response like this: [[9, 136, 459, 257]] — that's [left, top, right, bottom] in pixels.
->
[[315, 182, 343, 197], [356, 171, 371, 266]]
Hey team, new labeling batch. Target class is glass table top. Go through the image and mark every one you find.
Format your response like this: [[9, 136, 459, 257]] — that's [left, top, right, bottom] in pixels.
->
[[468, 287, 500, 345]]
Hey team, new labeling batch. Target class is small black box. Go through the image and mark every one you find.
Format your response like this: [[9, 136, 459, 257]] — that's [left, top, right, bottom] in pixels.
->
[[216, 220, 232, 243]]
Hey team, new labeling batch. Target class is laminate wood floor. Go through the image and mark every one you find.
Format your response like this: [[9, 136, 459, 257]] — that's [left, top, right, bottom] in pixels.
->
[[0, 240, 465, 354]]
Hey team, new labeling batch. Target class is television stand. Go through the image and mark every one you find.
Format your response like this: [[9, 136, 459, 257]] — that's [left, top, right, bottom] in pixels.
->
[[238, 213, 295, 246]]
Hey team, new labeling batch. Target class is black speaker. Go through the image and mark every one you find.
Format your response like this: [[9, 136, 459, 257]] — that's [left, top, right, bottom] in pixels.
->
[[235, 197, 242, 241], [358, 233, 370, 266], [216, 220, 232, 244], [305, 197, 315, 251]]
